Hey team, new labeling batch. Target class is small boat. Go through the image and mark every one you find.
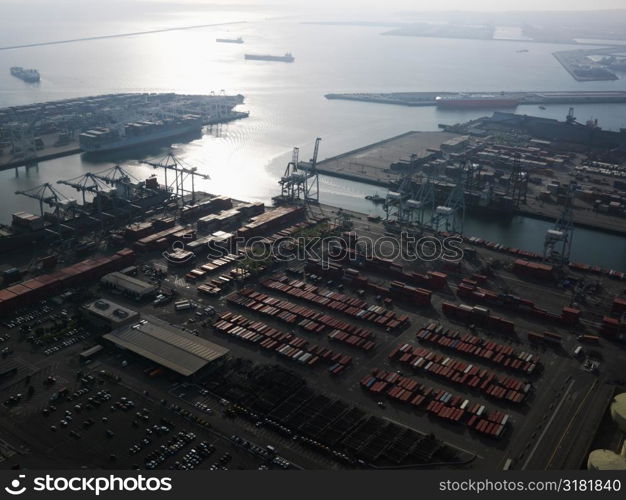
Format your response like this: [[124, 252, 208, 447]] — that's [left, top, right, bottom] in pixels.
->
[[539, 105, 547, 110], [365, 193, 386, 204]]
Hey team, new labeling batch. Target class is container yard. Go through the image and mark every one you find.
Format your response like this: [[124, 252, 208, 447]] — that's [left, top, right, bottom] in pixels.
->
[[307, 112, 626, 236], [0, 155, 623, 472]]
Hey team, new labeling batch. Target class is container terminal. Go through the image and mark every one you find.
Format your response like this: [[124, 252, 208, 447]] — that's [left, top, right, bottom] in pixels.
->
[[0, 127, 623, 471], [0, 93, 248, 170], [325, 90, 626, 108], [304, 110, 626, 236]]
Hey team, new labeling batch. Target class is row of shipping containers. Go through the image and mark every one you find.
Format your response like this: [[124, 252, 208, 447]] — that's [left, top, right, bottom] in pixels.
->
[[527, 330, 564, 345], [326, 236, 449, 292], [261, 275, 409, 331], [180, 195, 233, 221], [360, 368, 510, 439], [456, 279, 581, 326], [600, 314, 623, 338], [226, 288, 376, 350], [416, 322, 540, 376], [512, 259, 555, 281], [441, 301, 516, 335], [568, 261, 625, 281], [465, 235, 542, 261], [237, 206, 305, 240], [0, 248, 135, 316], [185, 253, 239, 282], [303, 259, 433, 308], [389, 343, 530, 404], [213, 311, 351, 374]]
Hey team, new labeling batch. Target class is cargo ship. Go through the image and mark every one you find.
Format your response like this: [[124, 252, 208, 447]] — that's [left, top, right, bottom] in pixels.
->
[[435, 95, 519, 109], [216, 37, 243, 44], [10, 66, 40, 83], [79, 114, 203, 153], [244, 53, 294, 62]]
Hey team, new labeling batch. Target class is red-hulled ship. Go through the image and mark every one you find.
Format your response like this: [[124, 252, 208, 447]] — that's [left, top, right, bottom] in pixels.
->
[[435, 94, 519, 109]]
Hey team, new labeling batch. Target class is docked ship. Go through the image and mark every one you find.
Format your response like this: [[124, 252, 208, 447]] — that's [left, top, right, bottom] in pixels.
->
[[216, 37, 243, 44], [244, 53, 294, 62], [79, 114, 204, 153], [435, 94, 519, 109], [10, 66, 40, 83]]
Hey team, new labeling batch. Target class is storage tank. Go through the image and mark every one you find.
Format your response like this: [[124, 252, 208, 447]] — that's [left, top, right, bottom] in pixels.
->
[[587, 450, 626, 470], [610, 393, 626, 433]]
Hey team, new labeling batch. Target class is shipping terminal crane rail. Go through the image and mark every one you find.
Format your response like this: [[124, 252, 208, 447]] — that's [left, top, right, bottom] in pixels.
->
[[141, 151, 209, 206]]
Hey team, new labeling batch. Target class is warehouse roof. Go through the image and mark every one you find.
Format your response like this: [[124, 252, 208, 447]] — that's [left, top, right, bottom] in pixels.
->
[[83, 298, 139, 325], [101, 272, 157, 296], [103, 316, 229, 376]]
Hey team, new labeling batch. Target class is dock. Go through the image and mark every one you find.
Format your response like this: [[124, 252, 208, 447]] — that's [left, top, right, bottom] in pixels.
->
[[325, 90, 626, 107], [303, 118, 626, 236], [0, 93, 248, 170]]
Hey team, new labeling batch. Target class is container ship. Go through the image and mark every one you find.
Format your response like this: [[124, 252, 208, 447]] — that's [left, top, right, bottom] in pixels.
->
[[216, 37, 243, 44], [10, 66, 40, 83], [244, 53, 294, 62], [79, 114, 203, 153], [435, 94, 519, 109]]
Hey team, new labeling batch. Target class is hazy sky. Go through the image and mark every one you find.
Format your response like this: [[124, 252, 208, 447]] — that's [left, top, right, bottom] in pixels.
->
[[146, 0, 626, 10]]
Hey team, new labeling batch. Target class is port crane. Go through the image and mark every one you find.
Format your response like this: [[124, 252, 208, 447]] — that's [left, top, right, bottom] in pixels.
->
[[384, 175, 409, 224], [141, 151, 209, 205], [276, 147, 307, 204], [57, 172, 120, 217], [412, 166, 436, 227], [304, 138, 322, 204], [15, 183, 76, 218], [506, 153, 528, 209], [543, 183, 575, 267], [15, 183, 97, 250], [430, 158, 467, 235]]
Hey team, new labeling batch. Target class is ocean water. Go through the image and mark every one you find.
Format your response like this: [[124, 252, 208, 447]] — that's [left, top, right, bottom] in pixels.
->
[[1, 4, 625, 270]]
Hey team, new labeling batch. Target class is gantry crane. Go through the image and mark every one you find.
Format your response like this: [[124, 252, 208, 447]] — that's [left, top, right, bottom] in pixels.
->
[[276, 147, 307, 204], [57, 172, 115, 215], [15, 183, 74, 218], [304, 138, 322, 203], [431, 159, 467, 235], [15, 183, 94, 247], [506, 153, 528, 208], [141, 151, 209, 205], [544, 184, 575, 267]]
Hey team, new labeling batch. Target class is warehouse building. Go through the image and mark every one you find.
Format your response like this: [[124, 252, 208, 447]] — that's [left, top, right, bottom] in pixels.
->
[[100, 271, 157, 300], [82, 298, 140, 330], [103, 316, 229, 377]]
